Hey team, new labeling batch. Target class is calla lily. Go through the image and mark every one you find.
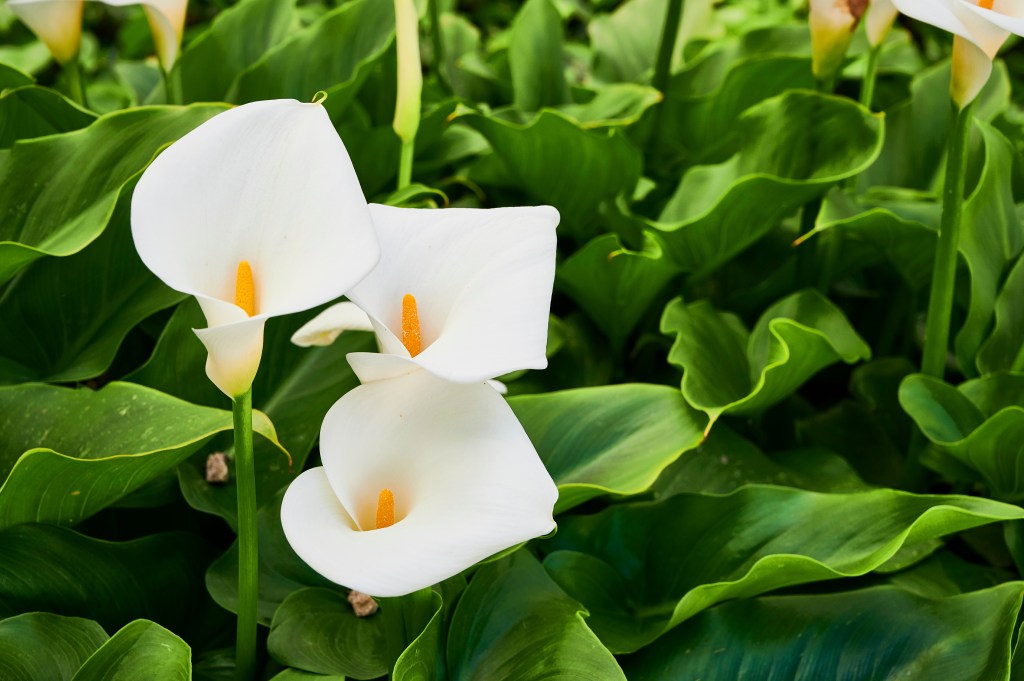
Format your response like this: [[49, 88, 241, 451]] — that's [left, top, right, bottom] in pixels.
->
[[866, 0, 899, 46], [809, 0, 867, 80], [291, 204, 559, 384], [280, 368, 558, 597], [890, 0, 1019, 107], [131, 98, 379, 397], [7, 0, 186, 68]]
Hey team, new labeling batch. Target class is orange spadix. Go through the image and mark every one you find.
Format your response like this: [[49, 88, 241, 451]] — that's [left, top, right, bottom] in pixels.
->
[[376, 488, 395, 529], [401, 294, 421, 356], [236, 261, 255, 317]]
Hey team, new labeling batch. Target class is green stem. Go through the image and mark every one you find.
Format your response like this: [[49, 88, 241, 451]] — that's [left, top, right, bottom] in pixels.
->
[[920, 101, 973, 379], [65, 56, 87, 108], [430, 0, 446, 90], [860, 45, 881, 111], [164, 67, 183, 105], [233, 388, 258, 681], [795, 196, 822, 289], [397, 138, 415, 190], [647, 0, 684, 142]]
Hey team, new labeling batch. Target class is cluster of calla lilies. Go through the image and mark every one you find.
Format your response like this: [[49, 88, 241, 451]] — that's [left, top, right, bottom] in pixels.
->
[[130, 97, 559, 634]]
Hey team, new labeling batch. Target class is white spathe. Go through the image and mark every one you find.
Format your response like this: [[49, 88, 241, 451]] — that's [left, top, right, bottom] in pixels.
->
[[280, 368, 558, 597], [292, 204, 559, 384], [7, 0, 187, 68], [809, 0, 866, 79], [866, 0, 899, 46], [132, 99, 379, 397], [890, 0, 1018, 107]]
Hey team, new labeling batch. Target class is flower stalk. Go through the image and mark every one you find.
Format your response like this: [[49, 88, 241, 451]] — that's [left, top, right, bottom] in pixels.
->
[[232, 387, 258, 681], [860, 44, 880, 109], [921, 101, 974, 378], [65, 54, 87, 108], [164, 66, 183, 105]]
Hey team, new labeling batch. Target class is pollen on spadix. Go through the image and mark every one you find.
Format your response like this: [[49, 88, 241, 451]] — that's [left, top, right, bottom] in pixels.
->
[[978, 0, 993, 8], [401, 294, 422, 357], [376, 488, 395, 529], [235, 261, 256, 317]]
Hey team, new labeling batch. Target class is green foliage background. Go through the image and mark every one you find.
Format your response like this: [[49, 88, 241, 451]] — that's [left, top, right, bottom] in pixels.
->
[[2, 0, 1024, 677]]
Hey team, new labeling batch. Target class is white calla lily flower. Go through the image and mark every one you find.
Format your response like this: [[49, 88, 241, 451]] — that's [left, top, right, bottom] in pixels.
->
[[291, 204, 559, 384], [866, 0, 899, 46], [890, 0, 1018, 107], [281, 368, 558, 597], [132, 99, 379, 397], [8, 0, 187, 68], [809, 0, 867, 80]]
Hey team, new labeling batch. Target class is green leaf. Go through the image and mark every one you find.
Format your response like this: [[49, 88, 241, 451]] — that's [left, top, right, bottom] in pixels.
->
[[955, 121, 1023, 376], [649, 91, 883, 276], [0, 525, 213, 638], [0, 85, 95, 148], [556, 232, 679, 352], [269, 671, 345, 681], [621, 584, 1024, 680], [588, 0, 674, 83], [900, 373, 1024, 502], [71, 620, 190, 681], [460, 110, 642, 242], [508, 383, 706, 512], [229, 0, 394, 118], [0, 381, 281, 529], [0, 613, 108, 681], [448, 551, 625, 681], [508, 0, 568, 112], [560, 84, 662, 129], [0, 103, 226, 284], [661, 288, 871, 429], [652, 424, 870, 496], [128, 299, 372, 526], [174, 0, 295, 103], [0, 181, 183, 384], [268, 588, 440, 680], [544, 486, 1024, 652], [978, 251, 1024, 373]]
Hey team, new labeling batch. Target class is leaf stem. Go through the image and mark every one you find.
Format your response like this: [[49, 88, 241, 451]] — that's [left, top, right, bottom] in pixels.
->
[[233, 387, 258, 681], [164, 67, 183, 105], [860, 45, 880, 111], [921, 101, 973, 378], [647, 0, 684, 142], [430, 0, 447, 91], [398, 138, 415, 190], [65, 55, 87, 108]]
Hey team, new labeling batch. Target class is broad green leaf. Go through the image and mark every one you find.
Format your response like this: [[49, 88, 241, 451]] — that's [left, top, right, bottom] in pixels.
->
[[955, 121, 1023, 376], [269, 671, 345, 681], [652, 424, 870, 496], [544, 486, 1024, 652], [0, 182, 183, 384], [979, 252, 1024, 373], [448, 551, 625, 681], [650, 91, 883, 275], [508, 383, 706, 512], [887, 549, 1014, 598], [0, 613, 108, 681], [622, 584, 1024, 680], [71, 620, 190, 681], [128, 299, 372, 526], [589, 0, 676, 83], [268, 588, 440, 680], [0, 525, 213, 638], [560, 84, 662, 129], [460, 110, 642, 242], [900, 373, 1024, 502], [230, 0, 394, 118], [661, 288, 871, 429], [206, 492, 335, 625], [0, 103, 225, 284], [508, 0, 568, 112], [556, 232, 679, 352], [656, 55, 814, 166], [174, 0, 295, 103], [0, 381, 281, 529], [0, 63, 35, 89], [0, 85, 95, 148]]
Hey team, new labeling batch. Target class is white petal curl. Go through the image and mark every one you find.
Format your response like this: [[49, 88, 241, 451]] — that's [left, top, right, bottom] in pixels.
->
[[890, 0, 1008, 56], [291, 302, 374, 348], [344, 204, 559, 384], [280, 369, 558, 597], [102, 0, 187, 68], [7, 0, 83, 63]]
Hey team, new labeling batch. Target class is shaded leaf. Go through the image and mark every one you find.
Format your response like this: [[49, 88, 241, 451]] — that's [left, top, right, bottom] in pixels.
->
[[0, 613, 108, 681], [508, 0, 568, 111]]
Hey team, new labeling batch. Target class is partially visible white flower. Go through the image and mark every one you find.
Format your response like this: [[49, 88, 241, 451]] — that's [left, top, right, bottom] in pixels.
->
[[7, 0, 187, 68], [890, 0, 1017, 107], [280, 368, 558, 597], [866, 0, 899, 46], [292, 204, 558, 384], [809, 0, 868, 80], [132, 99, 379, 397]]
